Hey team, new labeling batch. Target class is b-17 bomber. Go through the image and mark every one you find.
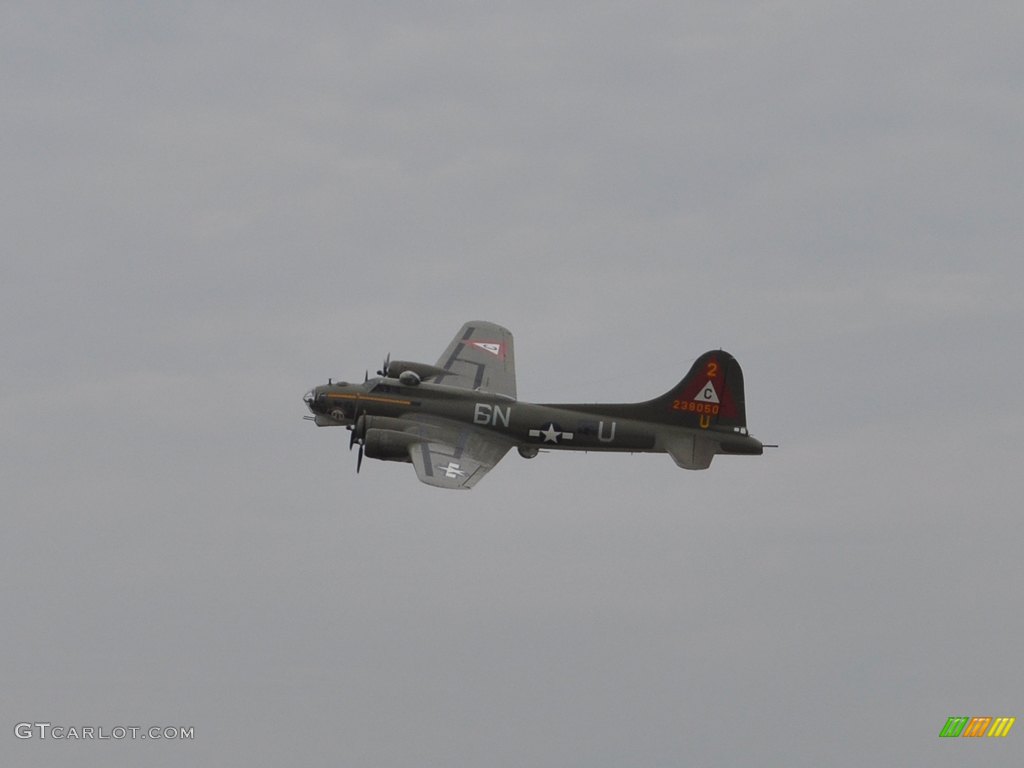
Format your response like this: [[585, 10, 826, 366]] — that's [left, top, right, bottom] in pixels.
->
[[303, 321, 766, 489]]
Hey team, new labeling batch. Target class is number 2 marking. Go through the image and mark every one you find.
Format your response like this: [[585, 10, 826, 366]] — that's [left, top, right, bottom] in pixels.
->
[[706, 362, 718, 378]]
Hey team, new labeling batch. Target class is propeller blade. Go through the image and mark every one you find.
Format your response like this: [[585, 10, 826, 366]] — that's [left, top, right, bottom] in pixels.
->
[[356, 444, 364, 473], [377, 353, 391, 377], [349, 412, 366, 451]]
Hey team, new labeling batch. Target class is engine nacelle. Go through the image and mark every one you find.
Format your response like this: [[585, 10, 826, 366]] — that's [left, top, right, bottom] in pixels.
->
[[362, 428, 418, 463], [386, 360, 449, 381], [358, 415, 416, 434], [398, 370, 421, 386], [518, 446, 540, 459]]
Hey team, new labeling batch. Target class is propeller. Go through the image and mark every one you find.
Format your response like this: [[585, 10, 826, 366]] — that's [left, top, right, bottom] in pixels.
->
[[350, 351, 389, 473], [349, 412, 367, 474]]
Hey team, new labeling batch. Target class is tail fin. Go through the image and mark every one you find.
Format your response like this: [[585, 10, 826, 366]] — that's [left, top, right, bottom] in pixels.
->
[[650, 351, 760, 470], [651, 350, 748, 432]]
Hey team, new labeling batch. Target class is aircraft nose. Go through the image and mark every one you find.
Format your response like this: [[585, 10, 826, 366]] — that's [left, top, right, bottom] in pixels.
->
[[303, 389, 316, 411]]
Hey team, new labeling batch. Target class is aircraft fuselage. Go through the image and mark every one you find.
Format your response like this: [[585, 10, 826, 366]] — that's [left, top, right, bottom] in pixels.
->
[[306, 378, 761, 457]]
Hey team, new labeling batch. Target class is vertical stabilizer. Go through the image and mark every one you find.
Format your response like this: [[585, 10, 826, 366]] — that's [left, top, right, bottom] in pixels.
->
[[648, 350, 748, 431]]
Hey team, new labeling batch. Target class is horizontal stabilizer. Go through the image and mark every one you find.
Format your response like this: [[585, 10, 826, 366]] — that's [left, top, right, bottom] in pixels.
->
[[664, 435, 716, 470]]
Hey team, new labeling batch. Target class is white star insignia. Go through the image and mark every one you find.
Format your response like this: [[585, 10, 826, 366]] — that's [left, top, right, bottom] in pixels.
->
[[540, 424, 561, 443], [527, 423, 574, 444]]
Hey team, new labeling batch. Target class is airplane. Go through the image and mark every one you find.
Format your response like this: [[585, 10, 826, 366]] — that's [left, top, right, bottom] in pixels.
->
[[303, 321, 767, 489]]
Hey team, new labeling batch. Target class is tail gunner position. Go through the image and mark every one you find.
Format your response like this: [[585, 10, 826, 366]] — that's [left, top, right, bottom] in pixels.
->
[[303, 321, 767, 489]]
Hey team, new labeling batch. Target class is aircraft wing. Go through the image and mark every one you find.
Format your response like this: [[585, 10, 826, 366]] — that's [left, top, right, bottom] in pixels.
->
[[432, 321, 516, 399], [405, 417, 513, 490]]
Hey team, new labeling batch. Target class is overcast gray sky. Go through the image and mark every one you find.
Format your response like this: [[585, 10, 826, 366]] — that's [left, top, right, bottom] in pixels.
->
[[3, 2, 1022, 766]]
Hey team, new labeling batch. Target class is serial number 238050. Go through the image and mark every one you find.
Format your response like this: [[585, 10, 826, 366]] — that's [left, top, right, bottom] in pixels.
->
[[671, 400, 720, 415]]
